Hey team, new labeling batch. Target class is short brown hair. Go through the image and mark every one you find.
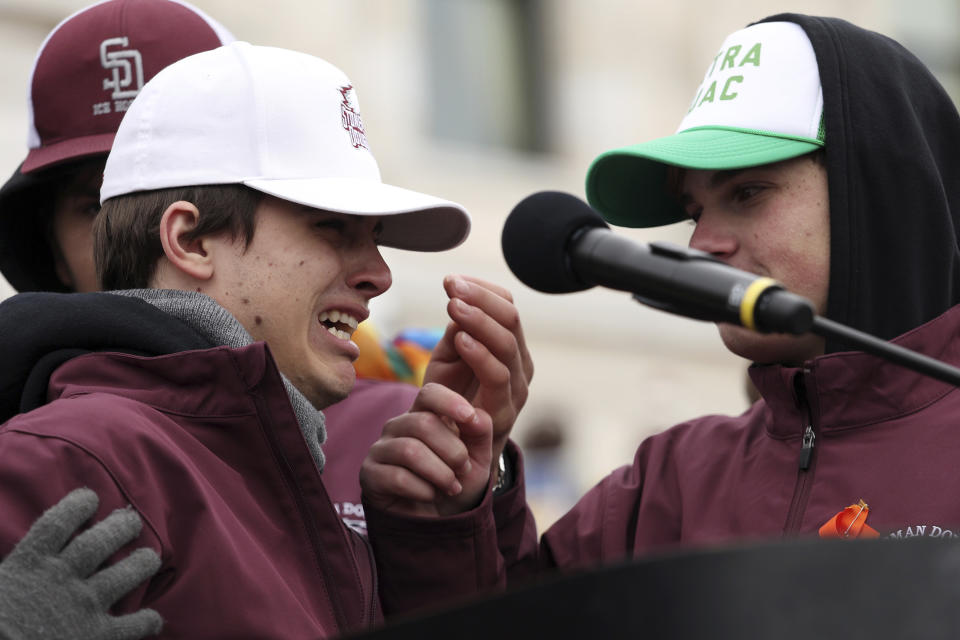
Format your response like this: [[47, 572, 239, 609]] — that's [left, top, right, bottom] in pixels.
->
[[94, 184, 262, 290]]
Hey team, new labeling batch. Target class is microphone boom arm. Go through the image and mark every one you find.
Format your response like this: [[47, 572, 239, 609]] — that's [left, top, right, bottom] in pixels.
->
[[810, 316, 960, 387]]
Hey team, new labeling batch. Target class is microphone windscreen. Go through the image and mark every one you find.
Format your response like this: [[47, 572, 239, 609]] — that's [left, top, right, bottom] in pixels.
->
[[501, 191, 608, 293]]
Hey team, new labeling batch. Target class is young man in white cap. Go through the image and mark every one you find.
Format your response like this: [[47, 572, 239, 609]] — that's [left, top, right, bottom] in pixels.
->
[[0, 2, 507, 632], [0, 41, 532, 637], [360, 13, 960, 591]]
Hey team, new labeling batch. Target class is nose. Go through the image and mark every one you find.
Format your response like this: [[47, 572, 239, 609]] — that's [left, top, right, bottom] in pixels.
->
[[347, 239, 393, 299], [688, 210, 738, 261]]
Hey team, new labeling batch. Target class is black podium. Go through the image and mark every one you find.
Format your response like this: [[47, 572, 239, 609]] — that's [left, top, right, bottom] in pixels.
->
[[349, 537, 960, 639]]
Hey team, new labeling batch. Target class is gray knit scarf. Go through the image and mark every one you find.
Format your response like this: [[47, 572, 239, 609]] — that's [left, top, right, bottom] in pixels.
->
[[111, 289, 326, 472]]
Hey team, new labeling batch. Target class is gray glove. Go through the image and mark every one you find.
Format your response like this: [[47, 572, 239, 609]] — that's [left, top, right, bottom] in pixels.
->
[[0, 488, 163, 640]]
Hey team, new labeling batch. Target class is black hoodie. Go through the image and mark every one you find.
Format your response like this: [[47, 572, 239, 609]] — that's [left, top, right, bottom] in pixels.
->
[[0, 292, 210, 422], [762, 15, 960, 353]]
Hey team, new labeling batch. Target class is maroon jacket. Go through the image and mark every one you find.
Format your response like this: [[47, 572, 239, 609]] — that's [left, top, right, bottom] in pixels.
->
[[0, 343, 381, 638], [538, 305, 960, 570], [0, 291, 536, 630]]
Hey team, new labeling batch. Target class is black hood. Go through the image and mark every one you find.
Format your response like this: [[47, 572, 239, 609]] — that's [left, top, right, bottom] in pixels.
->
[[0, 164, 73, 293], [761, 14, 960, 353], [0, 292, 211, 423]]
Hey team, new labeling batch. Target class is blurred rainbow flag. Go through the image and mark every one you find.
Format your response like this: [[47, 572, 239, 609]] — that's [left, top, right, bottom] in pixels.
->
[[352, 321, 442, 386]]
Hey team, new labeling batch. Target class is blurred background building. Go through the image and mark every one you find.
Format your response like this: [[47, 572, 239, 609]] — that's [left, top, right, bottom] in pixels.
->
[[1, 0, 957, 528]]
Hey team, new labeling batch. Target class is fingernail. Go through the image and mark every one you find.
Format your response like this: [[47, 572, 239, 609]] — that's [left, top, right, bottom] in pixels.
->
[[450, 278, 468, 296], [448, 480, 463, 496], [456, 404, 475, 422], [459, 331, 475, 347]]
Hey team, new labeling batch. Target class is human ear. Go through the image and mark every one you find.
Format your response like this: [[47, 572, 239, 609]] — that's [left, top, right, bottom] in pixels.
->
[[158, 201, 214, 281]]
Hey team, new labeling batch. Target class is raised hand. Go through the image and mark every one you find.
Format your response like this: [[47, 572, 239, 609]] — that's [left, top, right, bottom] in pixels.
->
[[425, 275, 533, 463], [360, 275, 533, 519], [361, 383, 493, 518]]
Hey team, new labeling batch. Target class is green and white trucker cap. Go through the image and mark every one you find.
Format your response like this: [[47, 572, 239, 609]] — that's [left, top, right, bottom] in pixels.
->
[[585, 21, 824, 228]]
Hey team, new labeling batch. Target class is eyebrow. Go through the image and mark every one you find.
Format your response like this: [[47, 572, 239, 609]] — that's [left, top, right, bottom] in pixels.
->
[[677, 167, 749, 206], [708, 168, 747, 188]]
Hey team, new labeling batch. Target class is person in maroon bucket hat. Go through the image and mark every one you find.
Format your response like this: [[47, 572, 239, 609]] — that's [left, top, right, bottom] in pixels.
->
[[0, 0, 234, 294]]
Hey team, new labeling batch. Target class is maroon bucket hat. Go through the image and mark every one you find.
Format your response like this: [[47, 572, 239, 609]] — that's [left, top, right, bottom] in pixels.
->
[[23, 0, 234, 173], [0, 0, 233, 292]]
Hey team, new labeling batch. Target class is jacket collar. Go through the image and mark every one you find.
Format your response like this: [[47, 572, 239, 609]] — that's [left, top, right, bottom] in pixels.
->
[[751, 304, 960, 437], [48, 342, 275, 418]]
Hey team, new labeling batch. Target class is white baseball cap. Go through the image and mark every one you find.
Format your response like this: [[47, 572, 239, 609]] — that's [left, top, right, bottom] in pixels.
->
[[586, 21, 824, 228], [101, 42, 471, 251]]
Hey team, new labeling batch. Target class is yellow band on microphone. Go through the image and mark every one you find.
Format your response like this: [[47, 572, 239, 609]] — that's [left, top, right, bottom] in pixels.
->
[[739, 277, 780, 331]]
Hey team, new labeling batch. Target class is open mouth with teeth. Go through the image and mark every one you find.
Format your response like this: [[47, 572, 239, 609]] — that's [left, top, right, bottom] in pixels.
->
[[318, 310, 360, 341]]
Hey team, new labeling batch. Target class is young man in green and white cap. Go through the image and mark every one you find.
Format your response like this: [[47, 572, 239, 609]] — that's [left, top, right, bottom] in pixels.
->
[[548, 13, 960, 563], [362, 13, 960, 586]]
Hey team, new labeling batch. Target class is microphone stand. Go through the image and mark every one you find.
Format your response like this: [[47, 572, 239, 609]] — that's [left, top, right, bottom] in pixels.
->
[[810, 316, 960, 387]]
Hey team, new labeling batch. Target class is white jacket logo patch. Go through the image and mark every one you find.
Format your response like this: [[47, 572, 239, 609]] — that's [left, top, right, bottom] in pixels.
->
[[886, 524, 958, 540]]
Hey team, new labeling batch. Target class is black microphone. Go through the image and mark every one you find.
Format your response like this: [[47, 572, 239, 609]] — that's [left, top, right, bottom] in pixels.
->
[[501, 191, 815, 335]]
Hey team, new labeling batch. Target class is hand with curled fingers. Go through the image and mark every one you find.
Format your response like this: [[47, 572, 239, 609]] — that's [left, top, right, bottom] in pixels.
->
[[0, 487, 163, 640], [360, 382, 493, 518], [425, 275, 534, 466]]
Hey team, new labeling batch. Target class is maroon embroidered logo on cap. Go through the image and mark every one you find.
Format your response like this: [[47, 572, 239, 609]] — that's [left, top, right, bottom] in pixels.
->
[[339, 85, 368, 150], [92, 38, 144, 117]]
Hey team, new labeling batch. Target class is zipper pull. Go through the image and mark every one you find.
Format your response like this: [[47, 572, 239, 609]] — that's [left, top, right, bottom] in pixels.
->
[[798, 425, 816, 470]]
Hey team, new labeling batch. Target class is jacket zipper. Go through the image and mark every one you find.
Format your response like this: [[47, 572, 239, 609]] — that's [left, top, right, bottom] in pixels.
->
[[783, 371, 818, 533], [252, 393, 352, 631], [798, 425, 816, 471]]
